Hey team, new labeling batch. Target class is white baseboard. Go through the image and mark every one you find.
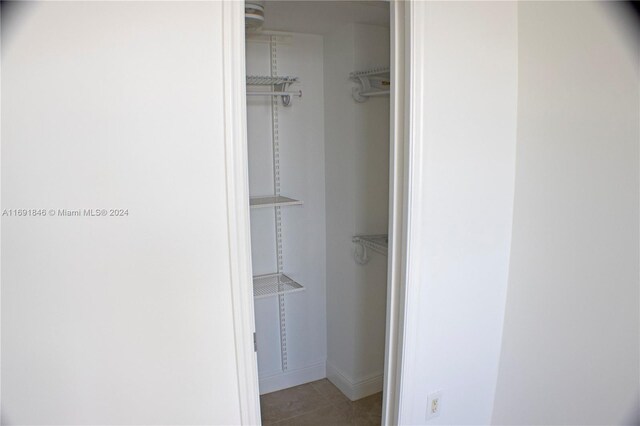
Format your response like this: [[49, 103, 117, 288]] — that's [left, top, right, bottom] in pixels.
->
[[259, 361, 326, 395], [326, 361, 383, 401]]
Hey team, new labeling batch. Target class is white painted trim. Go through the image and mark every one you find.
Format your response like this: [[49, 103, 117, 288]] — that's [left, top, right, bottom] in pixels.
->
[[221, 2, 261, 425], [382, 1, 411, 425], [259, 361, 326, 395], [326, 362, 384, 402], [394, 2, 426, 425]]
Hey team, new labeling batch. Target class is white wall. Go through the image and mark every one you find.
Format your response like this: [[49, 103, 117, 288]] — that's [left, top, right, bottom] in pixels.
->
[[1, 2, 243, 424], [399, 2, 518, 424], [246, 33, 327, 394], [493, 3, 640, 424], [324, 23, 390, 400]]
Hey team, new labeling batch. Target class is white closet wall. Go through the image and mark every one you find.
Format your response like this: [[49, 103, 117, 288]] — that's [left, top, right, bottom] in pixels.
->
[[493, 3, 639, 424], [397, 3, 518, 424], [323, 23, 390, 400], [246, 33, 327, 394], [1, 2, 244, 423]]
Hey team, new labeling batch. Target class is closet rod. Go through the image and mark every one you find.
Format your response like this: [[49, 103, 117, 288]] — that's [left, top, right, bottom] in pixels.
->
[[360, 90, 390, 97]]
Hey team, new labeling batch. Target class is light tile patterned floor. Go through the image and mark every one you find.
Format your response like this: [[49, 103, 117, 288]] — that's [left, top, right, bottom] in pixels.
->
[[260, 379, 382, 425]]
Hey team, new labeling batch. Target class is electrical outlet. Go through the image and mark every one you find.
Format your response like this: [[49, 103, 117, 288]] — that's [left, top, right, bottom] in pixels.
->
[[426, 391, 442, 420]]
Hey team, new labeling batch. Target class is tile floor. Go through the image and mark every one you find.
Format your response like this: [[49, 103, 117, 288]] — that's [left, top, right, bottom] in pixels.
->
[[260, 379, 382, 425]]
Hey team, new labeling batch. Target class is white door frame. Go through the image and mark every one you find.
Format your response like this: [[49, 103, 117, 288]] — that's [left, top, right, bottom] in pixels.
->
[[222, 1, 417, 424], [221, 2, 262, 424], [382, 0, 412, 423]]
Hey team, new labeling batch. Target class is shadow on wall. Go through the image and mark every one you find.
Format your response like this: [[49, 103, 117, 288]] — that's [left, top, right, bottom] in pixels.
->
[[622, 1, 640, 27], [606, 2, 640, 62], [1, 1, 38, 54], [621, 392, 640, 426]]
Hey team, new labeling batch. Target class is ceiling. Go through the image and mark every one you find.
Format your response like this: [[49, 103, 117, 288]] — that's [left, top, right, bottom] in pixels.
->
[[259, 1, 390, 35]]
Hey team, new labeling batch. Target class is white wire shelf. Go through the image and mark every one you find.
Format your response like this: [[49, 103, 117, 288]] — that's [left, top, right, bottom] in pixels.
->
[[246, 75, 299, 86], [352, 234, 388, 264], [247, 91, 302, 97], [353, 234, 388, 254], [350, 67, 390, 78], [253, 273, 305, 299], [349, 67, 390, 102], [246, 75, 302, 106], [250, 195, 303, 209]]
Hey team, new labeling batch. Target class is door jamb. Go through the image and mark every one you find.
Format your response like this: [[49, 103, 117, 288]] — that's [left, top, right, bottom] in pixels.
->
[[222, 1, 261, 424], [382, 0, 410, 423], [223, 1, 415, 424], [382, 1, 424, 424]]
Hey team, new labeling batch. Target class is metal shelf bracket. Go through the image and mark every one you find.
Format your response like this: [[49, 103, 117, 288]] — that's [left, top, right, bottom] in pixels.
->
[[353, 241, 371, 265]]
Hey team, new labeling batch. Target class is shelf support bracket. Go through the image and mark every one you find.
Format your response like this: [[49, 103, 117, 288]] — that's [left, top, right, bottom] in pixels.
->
[[353, 242, 370, 265], [351, 76, 371, 103], [274, 82, 292, 106]]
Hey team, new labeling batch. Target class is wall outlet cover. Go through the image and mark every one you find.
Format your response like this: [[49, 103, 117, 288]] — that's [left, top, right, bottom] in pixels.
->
[[426, 391, 443, 420]]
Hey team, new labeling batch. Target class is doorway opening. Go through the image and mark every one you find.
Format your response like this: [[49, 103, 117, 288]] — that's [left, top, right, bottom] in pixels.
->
[[242, 1, 399, 424]]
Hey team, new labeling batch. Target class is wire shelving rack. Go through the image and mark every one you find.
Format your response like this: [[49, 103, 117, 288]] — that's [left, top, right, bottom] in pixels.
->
[[349, 67, 390, 102], [352, 234, 388, 264], [246, 75, 302, 106], [253, 273, 304, 299], [250, 195, 303, 209]]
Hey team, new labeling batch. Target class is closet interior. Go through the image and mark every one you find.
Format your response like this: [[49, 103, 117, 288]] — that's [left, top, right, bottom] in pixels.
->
[[245, 1, 391, 423]]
